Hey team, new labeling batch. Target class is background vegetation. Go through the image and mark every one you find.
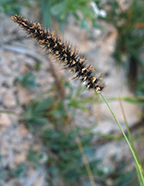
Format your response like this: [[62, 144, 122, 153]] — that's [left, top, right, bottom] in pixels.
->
[[0, 0, 144, 185]]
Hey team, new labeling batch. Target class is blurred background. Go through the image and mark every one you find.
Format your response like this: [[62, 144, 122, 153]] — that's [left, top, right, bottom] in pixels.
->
[[0, 0, 144, 185]]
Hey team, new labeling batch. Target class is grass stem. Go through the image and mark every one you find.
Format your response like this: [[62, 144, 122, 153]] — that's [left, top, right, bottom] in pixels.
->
[[71, 122, 96, 186], [100, 92, 144, 185]]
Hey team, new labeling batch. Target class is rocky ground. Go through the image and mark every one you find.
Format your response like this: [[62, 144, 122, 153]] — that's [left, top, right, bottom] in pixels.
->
[[0, 2, 144, 186]]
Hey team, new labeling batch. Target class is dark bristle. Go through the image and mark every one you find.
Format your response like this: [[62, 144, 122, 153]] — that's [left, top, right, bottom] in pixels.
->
[[10, 15, 105, 93]]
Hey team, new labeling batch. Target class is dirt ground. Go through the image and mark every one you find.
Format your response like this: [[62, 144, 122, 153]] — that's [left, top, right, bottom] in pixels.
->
[[0, 3, 144, 186]]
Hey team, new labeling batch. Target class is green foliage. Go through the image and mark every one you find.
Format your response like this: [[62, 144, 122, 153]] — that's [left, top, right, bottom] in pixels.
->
[[27, 146, 47, 169], [38, 0, 102, 32], [112, 165, 139, 186], [109, 0, 144, 64], [64, 81, 99, 112], [1, 0, 142, 183], [0, 155, 4, 181], [17, 71, 37, 88], [1, 0, 103, 33], [1, 0, 103, 32], [136, 77, 144, 96], [23, 81, 99, 129], [8, 164, 26, 178], [23, 81, 141, 185], [44, 128, 104, 183], [34, 61, 42, 70], [105, 95, 144, 105], [0, 0, 32, 15], [100, 92, 144, 186], [23, 83, 107, 185], [23, 96, 66, 129], [105, 0, 144, 94]]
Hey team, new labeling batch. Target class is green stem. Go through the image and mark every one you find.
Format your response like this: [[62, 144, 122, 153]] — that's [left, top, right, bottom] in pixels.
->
[[100, 92, 144, 185], [119, 97, 139, 160], [71, 122, 96, 186]]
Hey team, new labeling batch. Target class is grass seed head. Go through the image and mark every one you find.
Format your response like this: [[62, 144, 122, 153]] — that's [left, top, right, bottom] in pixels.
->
[[11, 15, 105, 93]]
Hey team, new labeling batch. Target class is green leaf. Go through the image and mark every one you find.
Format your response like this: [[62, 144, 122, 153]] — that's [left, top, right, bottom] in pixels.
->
[[17, 71, 37, 88], [50, 2, 66, 17], [80, 18, 90, 33], [41, 0, 52, 27], [34, 97, 54, 113]]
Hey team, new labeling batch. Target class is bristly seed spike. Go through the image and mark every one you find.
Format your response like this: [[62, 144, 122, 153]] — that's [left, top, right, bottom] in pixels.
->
[[10, 14, 105, 93]]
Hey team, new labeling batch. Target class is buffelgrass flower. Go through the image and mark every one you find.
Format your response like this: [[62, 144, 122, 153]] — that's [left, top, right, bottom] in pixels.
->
[[10, 15, 144, 186], [10, 15, 105, 93]]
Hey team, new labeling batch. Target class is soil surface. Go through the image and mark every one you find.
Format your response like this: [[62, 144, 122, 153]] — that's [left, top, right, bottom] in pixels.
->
[[0, 2, 143, 186]]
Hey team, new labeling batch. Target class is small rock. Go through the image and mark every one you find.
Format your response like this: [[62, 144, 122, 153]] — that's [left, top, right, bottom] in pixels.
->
[[18, 87, 33, 105], [3, 91, 16, 108], [23, 170, 40, 186], [93, 120, 119, 134], [1, 63, 12, 76], [19, 63, 30, 74], [33, 175, 46, 186], [0, 113, 11, 126], [14, 152, 27, 165], [19, 125, 29, 137]]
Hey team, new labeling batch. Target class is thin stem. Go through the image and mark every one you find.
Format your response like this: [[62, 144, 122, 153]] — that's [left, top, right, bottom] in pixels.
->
[[0, 110, 17, 115], [100, 92, 144, 185], [119, 97, 143, 184], [71, 122, 96, 186], [119, 97, 139, 160]]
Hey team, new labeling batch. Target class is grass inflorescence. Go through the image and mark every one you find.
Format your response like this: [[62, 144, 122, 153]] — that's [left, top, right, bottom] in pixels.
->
[[10, 14, 144, 186], [10, 15, 104, 93]]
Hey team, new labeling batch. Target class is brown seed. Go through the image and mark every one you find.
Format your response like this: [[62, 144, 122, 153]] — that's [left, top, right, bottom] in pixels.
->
[[92, 77, 97, 83], [33, 22, 37, 27], [71, 69, 76, 74], [49, 52, 53, 56], [79, 59, 85, 63], [47, 36, 51, 39], [40, 45, 43, 49], [56, 59, 59, 63], [54, 44, 57, 48], [55, 51, 59, 55], [26, 34, 31, 37], [51, 31, 55, 35], [82, 77, 87, 81], [31, 38, 35, 40], [87, 65, 94, 71], [72, 75, 79, 80], [86, 84, 90, 89], [22, 22, 27, 26], [96, 87, 100, 93], [82, 68, 87, 73], [52, 36, 56, 42], [64, 67, 69, 70], [99, 77, 103, 81], [74, 49, 78, 54], [39, 39, 45, 43], [37, 23, 41, 27], [72, 60, 76, 65], [58, 37, 61, 42], [70, 51, 74, 56]]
